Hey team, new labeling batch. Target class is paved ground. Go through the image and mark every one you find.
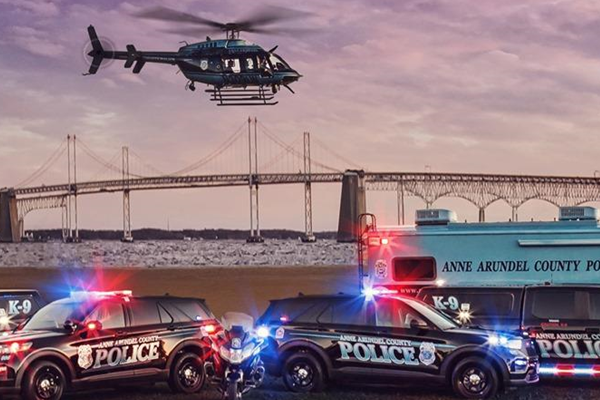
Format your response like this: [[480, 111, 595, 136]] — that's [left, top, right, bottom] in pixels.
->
[[65, 379, 600, 400]]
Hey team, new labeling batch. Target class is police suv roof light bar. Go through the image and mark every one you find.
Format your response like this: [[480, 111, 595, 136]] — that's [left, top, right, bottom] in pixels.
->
[[70, 290, 133, 300]]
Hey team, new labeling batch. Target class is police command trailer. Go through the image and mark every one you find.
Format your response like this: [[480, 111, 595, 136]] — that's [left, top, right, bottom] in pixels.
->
[[360, 207, 600, 295]]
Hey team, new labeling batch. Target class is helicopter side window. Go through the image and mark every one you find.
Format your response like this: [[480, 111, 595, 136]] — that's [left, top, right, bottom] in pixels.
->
[[223, 58, 241, 73], [257, 55, 272, 76], [245, 58, 255, 71], [208, 57, 222, 72]]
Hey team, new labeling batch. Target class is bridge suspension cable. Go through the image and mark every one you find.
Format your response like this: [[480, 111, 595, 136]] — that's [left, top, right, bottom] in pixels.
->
[[258, 122, 341, 173], [168, 122, 247, 176], [15, 137, 68, 188], [310, 136, 364, 170]]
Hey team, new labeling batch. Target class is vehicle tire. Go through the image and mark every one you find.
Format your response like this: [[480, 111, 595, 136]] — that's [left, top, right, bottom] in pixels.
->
[[451, 357, 499, 399], [226, 383, 241, 400], [168, 352, 205, 394], [282, 352, 325, 393], [21, 361, 67, 400]]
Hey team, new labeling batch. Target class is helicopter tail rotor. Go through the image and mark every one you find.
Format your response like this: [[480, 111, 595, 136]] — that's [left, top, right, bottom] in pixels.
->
[[86, 25, 105, 74]]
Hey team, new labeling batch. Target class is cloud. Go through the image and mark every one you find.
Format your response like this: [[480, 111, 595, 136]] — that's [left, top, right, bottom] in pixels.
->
[[7, 26, 65, 57], [0, 0, 60, 17]]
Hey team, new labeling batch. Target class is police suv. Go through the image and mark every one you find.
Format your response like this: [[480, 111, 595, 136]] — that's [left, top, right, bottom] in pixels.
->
[[0, 290, 45, 332], [257, 292, 539, 399], [0, 290, 219, 400], [418, 284, 600, 378]]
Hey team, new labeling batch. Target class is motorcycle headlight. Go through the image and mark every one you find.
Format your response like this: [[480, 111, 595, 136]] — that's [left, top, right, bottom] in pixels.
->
[[219, 346, 231, 361], [242, 342, 257, 360]]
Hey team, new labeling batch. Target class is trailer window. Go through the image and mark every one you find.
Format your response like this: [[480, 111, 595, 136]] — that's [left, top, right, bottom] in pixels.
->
[[421, 292, 516, 317], [586, 290, 600, 320], [393, 257, 436, 282]]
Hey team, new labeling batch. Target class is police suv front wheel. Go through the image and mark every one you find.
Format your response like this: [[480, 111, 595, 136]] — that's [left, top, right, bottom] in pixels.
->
[[169, 352, 206, 394], [282, 353, 325, 393], [22, 361, 67, 400], [451, 357, 499, 399]]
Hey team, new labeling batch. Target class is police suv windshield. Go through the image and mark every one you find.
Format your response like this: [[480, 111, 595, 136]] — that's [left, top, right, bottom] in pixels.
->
[[24, 301, 89, 331], [401, 297, 458, 331]]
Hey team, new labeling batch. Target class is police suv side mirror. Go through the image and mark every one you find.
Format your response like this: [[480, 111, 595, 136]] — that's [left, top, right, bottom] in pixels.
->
[[64, 320, 78, 334], [410, 319, 428, 330]]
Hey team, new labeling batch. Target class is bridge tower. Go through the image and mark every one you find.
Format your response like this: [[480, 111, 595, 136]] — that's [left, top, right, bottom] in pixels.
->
[[302, 132, 316, 242], [0, 189, 19, 242], [337, 170, 366, 242], [247, 117, 263, 243], [122, 146, 133, 242]]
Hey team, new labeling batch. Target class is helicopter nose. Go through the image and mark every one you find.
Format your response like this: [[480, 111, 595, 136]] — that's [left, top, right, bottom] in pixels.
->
[[284, 71, 302, 83]]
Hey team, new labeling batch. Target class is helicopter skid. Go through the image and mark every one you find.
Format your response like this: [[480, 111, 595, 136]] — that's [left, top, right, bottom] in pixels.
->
[[206, 86, 279, 106]]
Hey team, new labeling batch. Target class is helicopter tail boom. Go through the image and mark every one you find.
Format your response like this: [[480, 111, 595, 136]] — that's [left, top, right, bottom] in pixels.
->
[[85, 25, 179, 75]]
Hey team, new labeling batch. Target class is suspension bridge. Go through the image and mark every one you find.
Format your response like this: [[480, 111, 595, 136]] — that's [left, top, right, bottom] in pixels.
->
[[2, 118, 600, 243]]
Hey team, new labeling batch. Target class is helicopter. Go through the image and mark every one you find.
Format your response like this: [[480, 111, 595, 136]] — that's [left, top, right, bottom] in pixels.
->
[[85, 6, 309, 106]]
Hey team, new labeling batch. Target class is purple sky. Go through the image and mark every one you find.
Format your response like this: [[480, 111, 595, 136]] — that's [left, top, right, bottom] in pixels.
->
[[2, 0, 600, 232]]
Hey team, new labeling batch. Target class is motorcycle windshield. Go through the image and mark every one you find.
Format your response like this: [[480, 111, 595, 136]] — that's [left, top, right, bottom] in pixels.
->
[[221, 312, 254, 333]]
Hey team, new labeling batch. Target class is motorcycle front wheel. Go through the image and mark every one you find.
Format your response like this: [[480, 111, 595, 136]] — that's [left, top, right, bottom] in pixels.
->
[[226, 383, 241, 400]]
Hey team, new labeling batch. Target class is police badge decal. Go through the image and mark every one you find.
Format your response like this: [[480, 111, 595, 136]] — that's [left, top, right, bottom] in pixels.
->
[[78, 344, 94, 370], [418, 342, 436, 366], [374, 260, 388, 279]]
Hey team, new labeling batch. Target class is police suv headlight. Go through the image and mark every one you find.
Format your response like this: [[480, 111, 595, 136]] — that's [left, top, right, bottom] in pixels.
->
[[506, 339, 523, 351], [0, 342, 33, 354], [488, 335, 522, 350]]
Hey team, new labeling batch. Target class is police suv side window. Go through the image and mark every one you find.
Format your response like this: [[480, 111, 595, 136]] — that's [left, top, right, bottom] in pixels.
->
[[129, 299, 162, 326], [87, 301, 125, 330], [589, 290, 600, 320], [330, 298, 369, 326], [527, 289, 588, 321], [375, 299, 426, 329], [163, 300, 211, 323]]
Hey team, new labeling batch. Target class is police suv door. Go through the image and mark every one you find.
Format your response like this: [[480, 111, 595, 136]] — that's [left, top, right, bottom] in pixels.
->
[[523, 286, 600, 374], [123, 298, 168, 371], [319, 297, 379, 375], [370, 297, 451, 377], [73, 299, 135, 378]]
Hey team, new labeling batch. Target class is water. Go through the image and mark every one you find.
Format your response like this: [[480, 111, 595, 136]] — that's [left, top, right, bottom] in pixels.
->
[[0, 240, 355, 268]]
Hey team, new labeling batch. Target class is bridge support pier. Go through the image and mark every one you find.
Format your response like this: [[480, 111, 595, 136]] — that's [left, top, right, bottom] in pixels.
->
[[302, 132, 316, 243], [337, 170, 366, 242], [0, 189, 19, 243], [122, 146, 133, 242], [479, 207, 485, 222], [511, 206, 519, 222]]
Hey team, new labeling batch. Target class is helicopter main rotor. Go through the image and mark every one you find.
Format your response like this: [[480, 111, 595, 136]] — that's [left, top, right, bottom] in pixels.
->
[[134, 5, 312, 40]]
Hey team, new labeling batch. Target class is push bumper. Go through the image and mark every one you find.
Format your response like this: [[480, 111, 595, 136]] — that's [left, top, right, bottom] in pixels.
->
[[507, 358, 539, 386]]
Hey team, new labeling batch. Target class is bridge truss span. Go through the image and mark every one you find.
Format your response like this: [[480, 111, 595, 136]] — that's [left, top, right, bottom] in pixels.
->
[[365, 172, 600, 209]]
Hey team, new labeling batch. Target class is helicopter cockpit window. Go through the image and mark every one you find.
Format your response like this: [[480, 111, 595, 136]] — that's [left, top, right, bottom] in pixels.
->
[[269, 54, 290, 71], [223, 58, 241, 73]]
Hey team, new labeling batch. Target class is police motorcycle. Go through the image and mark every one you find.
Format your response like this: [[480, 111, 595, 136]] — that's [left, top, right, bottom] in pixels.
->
[[204, 312, 269, 400]]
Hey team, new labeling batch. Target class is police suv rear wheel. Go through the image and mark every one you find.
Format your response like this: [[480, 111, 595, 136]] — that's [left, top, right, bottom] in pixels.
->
[[282, 353, 325, 393], [169, 353, 205, 393], [452, 357, 499, 399], [22, 361, 66, 400]]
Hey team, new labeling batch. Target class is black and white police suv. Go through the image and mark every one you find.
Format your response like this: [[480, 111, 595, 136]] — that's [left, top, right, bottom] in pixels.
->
[[418, 284, 600, 378], [0, 290, 45, 332], [257, 291, 539, 399], [0, 290, 220, 400]]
